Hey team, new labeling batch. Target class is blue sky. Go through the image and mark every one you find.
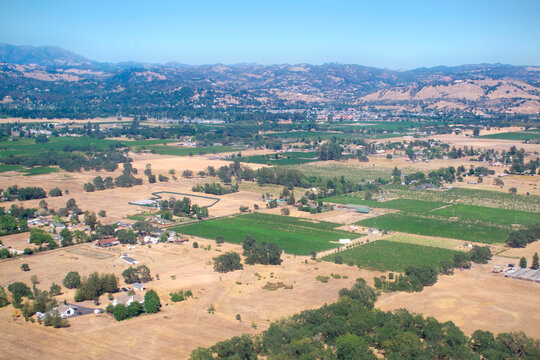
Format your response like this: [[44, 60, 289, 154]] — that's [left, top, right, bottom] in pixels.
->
[[0, 0, 538, 68]]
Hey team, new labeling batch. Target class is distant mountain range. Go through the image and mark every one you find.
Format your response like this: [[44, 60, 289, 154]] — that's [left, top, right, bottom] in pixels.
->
[[0, 41, 539, 116]]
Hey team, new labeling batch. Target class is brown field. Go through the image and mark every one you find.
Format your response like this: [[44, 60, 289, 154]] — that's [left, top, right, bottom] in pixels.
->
[[0, 240, 381, 360], [0, 158, 268, 225], [377, 257, 540, 338]]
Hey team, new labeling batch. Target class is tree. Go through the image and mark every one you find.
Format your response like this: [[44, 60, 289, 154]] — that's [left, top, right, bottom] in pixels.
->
[[508, 187, 517, 194], [519, 257, 527, 268], [336, 334, 376, 360], [44, 309, 69, 328], [83, 182, 95, 192], [7, 282, 32, 307], [144, 290, 161, 313], [113, 304, 129, 321], [63, 271, 81, 289], [29, 228, 53, 245], [532, 253, 539, 270], [20, 263, 30, 272], [98, 210, 107, 217], [182, 169, 193, 178], [122, 265, 152, 284], [453, 252, 471, 269], [0, 288, 9, 308], [127, 301, 144, 317], [469, 246, 492, 264], [60, 228, 73, 247], [116, 229, 137, 244], [213, 252, 243, 273], [84, 211, 98, 230], [49, 283, 62, 296]]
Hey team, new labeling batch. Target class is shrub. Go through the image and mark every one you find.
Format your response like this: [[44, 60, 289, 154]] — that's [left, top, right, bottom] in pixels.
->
[[48, 187, 63, 197]]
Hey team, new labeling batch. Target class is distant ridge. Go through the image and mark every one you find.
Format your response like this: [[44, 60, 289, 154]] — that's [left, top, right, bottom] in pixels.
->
[[0, 41, 538, 115]]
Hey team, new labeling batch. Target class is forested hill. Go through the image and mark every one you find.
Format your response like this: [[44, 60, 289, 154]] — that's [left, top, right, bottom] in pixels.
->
[[1, 42, 539, 118]]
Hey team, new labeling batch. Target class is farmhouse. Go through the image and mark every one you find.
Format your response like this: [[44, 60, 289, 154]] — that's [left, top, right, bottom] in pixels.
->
[[97, 238, 119, 247], [113, 294, 144, 306]]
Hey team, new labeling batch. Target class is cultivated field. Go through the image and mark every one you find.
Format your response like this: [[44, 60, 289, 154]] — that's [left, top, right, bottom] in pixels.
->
[[173, 212, 358, 255], [323, 239, 460, 272]]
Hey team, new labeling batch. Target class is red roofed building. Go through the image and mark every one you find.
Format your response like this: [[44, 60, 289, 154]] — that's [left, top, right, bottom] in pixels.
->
[[97, 238, 119, 247]]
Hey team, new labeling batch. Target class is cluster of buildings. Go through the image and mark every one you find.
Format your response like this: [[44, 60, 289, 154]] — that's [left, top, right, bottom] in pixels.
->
[[493, 265, 540, 284]]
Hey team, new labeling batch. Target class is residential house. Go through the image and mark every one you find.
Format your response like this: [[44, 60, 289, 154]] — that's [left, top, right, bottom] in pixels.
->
[[50, 222, 66, 231], [113, 293, 144, 306]]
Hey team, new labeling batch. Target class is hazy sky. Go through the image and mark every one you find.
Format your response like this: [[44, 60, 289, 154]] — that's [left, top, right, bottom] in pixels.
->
[[0, 0, 538, 68]]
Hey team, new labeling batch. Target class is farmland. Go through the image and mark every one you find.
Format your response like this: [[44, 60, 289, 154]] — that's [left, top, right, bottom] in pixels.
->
[[431, 204, 540, 226], [17, 166, 61, 176], [356, 212, 511, 243], [478, 131, 540, 140], [386, 187, 540, 212], [323, 239, 460, 272], [285, 161, 399, 182], [145, 145, 239, 156], [0, 164, 24, 173], [322, 196, 447, 213], [172, 212, 356, 255], [238, 151, 318, 165]]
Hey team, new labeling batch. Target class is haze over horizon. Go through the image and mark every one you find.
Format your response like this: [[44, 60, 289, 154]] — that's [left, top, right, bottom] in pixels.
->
[[0, 0, 538, 69]]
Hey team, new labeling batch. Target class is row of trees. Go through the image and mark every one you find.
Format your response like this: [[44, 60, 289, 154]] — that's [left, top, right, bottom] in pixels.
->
[[73, 272, 118, 302], [192, 182, 239, 195], [3, 185, 46, 201], [506, 226, 540, 248]]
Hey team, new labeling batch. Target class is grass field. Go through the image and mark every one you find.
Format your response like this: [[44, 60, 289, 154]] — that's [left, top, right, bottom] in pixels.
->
[[478, 132, 540, 140], [147, 145, 239, 156], [322, 196, 447, 213], [172, 212, 356, 255], [0, 164, 24, 173], [0, 137, 121, 158], [386, 186, 540, 212], [323, 240, 460, 272], [432, 204, 540, 226], [123, 139, 178, 147], [17, 166, 61, 176], [266, 131, 348, 140], [285, 162, 399, 182], [381, 234, 466, 251], [238, 151, 318, 165], [357, 212, 511, 244]]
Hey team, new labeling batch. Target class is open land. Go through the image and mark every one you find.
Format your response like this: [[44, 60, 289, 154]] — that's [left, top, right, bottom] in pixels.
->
[[0, 125, 539, 359]]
